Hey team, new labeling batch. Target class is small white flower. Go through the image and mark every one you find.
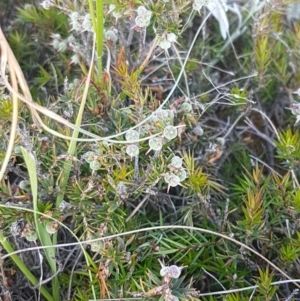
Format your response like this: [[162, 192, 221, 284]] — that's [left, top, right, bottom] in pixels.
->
[[58, 41, 67, 52], [67, 35, 76, 43], [164, 173, 180, 187], [108, 4, 116, 14], [149, 137, 163, 151], [52, 39, 60, 50], [289, 103, 300, 125], [160, 266, 170, 276], [156, 109, 174, 121], [70, 12, 79, 22], [19, 180, 30, 190], [137, 5, 151, 17], [83, 151, 97, 163], [168, 265, 181, 278], [105, 29, 118, 42], [135, 6, 152, 28], [171, 156, 183, 168], [167, 33, 177, 43], [181, 102, 192, 113], [135, 16, 151, 28], [159, 264, 182, 278], [163, 125, 177, 140], [193, 124, 204, 136], [126, 144, 139, 157], [52, 33, 61, 40], [289, 103, 300, 115], [82, 14, 93, 32], [40, 0, 53, 10], [71, 54, 80, 65], [72, 21, 82, 32], [158, 33, 177, 50], [175, 168, 187, 182], [90, 160, 101, 171], [158, 39, 171, 50], [14, 146, 22, 154], [125, 129, 139, 142], [109, 4, 123, 19]]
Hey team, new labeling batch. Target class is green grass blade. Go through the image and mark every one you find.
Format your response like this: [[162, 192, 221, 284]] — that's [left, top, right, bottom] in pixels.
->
[[20, 147, 59, 301], [0, 231, 54, 301]]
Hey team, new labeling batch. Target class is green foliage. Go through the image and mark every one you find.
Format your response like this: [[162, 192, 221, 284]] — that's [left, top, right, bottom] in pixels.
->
[[255, 267, 277, 300], [7, 3, 72, 96], [1, 0, 300, 300], [276, 128, 300, 167], [280, 244, 300, 262]]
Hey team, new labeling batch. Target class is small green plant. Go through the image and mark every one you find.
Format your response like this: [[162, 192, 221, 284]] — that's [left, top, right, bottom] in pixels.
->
[[2, 0, 300, 300], [255, 267, 277, 301]]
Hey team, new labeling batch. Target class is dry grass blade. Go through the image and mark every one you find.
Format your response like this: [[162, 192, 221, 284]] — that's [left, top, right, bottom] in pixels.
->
[[0, 28, 24, 181], [0, 28, 103, 146]]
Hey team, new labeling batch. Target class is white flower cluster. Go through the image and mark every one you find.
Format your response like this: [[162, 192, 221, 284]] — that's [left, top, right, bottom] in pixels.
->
[[159, 264, 182, 301], [135, 6, 152, 28], [123, 109, 180, 158], [160, 264, 181, 278], [51, 33, 82, 64], [82, 150, 103, 171], [70, 12, 93, 32], [145, 109, 178, 153], [125, 129, 140, 158], [158, 33, 177, 50], [148, 124, 178, 153], [164, 155, 187, 190], [51, 33, 68, 52]]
